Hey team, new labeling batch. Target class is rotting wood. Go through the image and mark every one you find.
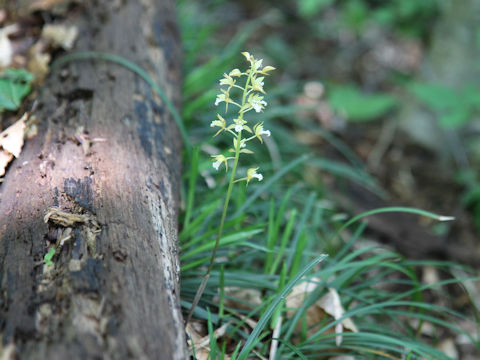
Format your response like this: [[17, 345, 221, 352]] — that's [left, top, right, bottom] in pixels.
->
[[0, 0, 187, 358]]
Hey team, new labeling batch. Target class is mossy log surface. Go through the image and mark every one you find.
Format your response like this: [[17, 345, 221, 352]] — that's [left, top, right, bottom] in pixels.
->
[[0, 0, 186, 358]]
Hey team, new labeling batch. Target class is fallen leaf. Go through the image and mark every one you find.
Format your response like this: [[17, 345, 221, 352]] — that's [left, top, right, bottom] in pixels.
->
[[286, 278, 358, 346], [41, 24, 78, 50], [27, 45, 51, 83], [437, 338, 458, 359], [0, 113, 26, 157], [317, 288, 358, 346], [0, 151, 13, 177], [0, 29, 13, 68], [186, 322, 231, 360], [222, 287, 262, 310], [422, 265, 440, 285]]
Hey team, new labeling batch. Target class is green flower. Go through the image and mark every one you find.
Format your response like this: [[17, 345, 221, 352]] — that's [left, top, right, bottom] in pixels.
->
[[215, 89, 233, 111], [219, 73, 235, 88], [253, 122, 271, 143], [233, 118, 251, 133], [250, 76, 265, 94], [260, 65, 276, 75], [246, 168, 263, 184], [229, 69, 242, 77], [211, 154, 229, 171], [248, 93, 267, 113], [210, 114, 227, 136], [241, 51, 263, 72]]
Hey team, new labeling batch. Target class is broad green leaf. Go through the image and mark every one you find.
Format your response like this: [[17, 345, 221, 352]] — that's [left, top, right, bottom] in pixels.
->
[[439, 106, 471, 128], [328, 85, 397, 122], [0, 68, 34, 112], [408, 82, 458, 111]]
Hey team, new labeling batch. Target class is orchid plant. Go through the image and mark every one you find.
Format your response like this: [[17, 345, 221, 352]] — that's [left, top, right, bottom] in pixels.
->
[[187, 52, 275, 323]]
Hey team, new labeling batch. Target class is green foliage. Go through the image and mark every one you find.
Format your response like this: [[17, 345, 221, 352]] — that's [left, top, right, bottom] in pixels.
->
[[408, 82, 480, 128], [341, 0, 369, 33], [0, 68, 34, 113], [177, 1, 477, 358], [298, 0, 438, 36], [44, 247, 55, 266], [458, 170, 480, 236], [328, 84, 397, 122], [298, 0, 334, 18]]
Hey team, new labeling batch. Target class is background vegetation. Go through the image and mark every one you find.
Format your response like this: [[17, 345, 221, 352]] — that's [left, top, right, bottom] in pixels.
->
[[177, 0, 480, 359]]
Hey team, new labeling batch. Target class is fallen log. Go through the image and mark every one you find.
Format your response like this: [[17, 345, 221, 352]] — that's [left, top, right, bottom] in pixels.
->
[[0, 0, 187, 358]]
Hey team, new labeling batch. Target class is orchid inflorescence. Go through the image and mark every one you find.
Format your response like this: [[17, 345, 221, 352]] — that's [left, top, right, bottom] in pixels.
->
[[187, 52, 275, 324], [210, 51, 275, 184]]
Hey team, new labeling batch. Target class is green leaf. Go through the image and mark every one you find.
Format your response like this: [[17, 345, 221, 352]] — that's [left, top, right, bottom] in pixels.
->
[[342, 0, 369, 32], [44, 247, 56, 266], [328, 85, 397, 122], [298, 0, 334, 17], [408, 82, 458, 111], [439, 107, 471, 128], [0, 68, 34, 112]]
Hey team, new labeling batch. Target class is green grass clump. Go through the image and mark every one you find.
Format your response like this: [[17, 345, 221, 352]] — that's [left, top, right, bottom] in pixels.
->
[[177, 1, 479, 358]]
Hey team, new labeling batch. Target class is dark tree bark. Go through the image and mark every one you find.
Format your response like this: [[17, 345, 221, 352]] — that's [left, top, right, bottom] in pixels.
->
[[0, 0, 187, 358]]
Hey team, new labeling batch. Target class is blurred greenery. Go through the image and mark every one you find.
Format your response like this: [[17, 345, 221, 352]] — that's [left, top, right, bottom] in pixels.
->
[[328, 84, 397, 122], [408, 82, 480, 128], [299, 0, 438, 36]]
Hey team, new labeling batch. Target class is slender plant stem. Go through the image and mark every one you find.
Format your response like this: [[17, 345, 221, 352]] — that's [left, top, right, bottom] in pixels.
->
[[185, 145, 239, 324], [186, 72, 253, 324]]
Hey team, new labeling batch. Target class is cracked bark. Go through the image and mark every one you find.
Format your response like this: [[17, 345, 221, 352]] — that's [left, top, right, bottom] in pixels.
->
[[0, 0, 187, 358]]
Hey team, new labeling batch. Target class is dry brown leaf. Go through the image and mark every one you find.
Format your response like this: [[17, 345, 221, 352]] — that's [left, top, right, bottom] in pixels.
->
[[0, 29, 13, 68], [222, 287, 262, 310], [437, 338, 458, 359], [0, 24, 19, 68], [186, 322, 230, 360], [422, 265, 440, 285], [27, 48, 51, 83], [286, 278, 357, 346], [41, 24, 78, 50], [317, 288, 358, 346], [0, 113, 28, 176], [0, 151, 13, 177], [0, 114, 26, 158]]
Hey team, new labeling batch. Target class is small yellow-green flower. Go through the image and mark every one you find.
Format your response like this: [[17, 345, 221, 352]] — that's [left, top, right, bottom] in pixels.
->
[[233, 118, 251, 133], [232, 138, 246, 150], [260, 65, 276, 75], [246, 167, 263, 184], [215, 89, 233, 111], [212, 154, 229, 171], [220, 73, 235, 88], [248, 93, 267, 113], [229, 69, 242, 77], [241, 52, 263, 72], [250, 76, 265, 94], [241, 51, 253, 63], [253, 122, 271, 143], [210, 114, 226, 136]]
